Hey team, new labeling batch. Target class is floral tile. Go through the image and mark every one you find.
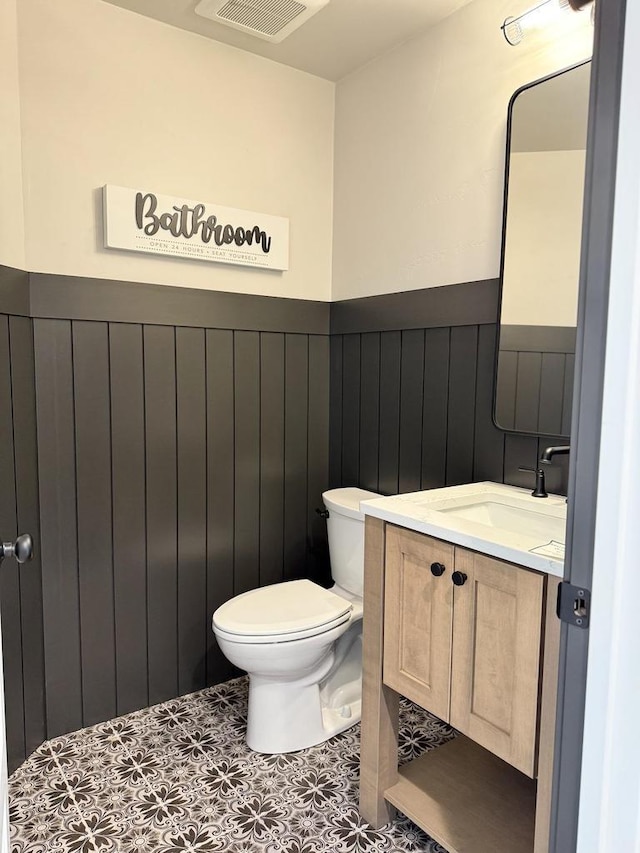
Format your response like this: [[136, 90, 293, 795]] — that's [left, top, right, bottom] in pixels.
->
[[9, 677, 453, 852]]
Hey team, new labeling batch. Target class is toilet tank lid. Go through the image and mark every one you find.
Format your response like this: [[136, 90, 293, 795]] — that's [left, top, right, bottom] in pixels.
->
[[322, 487, 380, 520]]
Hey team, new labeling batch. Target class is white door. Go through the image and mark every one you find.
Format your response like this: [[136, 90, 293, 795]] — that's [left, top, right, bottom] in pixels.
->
[[576, 0, 640, 848]]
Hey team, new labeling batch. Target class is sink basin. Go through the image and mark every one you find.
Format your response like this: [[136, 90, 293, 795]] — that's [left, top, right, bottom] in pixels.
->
[[423, 496, 566, 541], [360, 482, 568, 576]]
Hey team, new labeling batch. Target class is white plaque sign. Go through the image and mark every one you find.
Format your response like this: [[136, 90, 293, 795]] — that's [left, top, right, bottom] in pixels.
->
[[103, 185, 289, 271]]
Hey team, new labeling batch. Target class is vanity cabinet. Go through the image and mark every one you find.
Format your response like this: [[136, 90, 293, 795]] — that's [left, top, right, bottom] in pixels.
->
[[383, 529, 453, 722], [383, 524, 544, 777], [360, 518, 561, 853]]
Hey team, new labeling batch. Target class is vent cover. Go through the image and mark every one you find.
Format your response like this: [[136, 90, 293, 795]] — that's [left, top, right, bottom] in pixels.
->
[[194, 0, 330, 43]]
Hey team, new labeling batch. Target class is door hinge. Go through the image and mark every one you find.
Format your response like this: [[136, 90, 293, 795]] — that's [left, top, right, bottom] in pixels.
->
[[557, 582, 591, 629]]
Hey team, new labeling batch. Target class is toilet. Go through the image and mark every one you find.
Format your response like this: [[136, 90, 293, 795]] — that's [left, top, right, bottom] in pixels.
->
[[212, 487, 379, 754]]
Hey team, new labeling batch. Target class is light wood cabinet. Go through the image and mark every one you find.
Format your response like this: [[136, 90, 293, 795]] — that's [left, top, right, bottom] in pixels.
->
[[383, 528, 453, 721], [360, 517, 561, 853], [383, 525, 544, 776], [450, 547, 544, 777]]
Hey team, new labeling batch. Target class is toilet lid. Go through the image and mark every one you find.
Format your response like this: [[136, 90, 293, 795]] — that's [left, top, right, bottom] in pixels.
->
[[212, 579, 352, 638]]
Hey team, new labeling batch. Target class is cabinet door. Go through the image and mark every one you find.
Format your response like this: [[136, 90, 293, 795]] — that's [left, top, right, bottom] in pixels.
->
[[450, 549, 545, 777], [383, 525, 453, 721]]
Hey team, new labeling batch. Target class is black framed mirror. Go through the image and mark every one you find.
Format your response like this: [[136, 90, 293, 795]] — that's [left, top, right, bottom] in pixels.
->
[[494, 61, 591, 436]]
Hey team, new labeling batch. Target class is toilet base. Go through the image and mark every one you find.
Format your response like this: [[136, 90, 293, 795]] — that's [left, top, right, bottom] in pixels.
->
[[246, 678, 361, 754], [246, 626, 362, 754]]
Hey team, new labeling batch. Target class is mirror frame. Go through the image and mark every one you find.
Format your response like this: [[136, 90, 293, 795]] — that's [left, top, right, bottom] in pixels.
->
[[493, 59, 591, 438]]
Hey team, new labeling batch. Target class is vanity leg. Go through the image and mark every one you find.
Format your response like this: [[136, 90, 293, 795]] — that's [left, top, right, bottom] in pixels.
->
[[359, 517, 399, 827], [534, 578, 562, 853]]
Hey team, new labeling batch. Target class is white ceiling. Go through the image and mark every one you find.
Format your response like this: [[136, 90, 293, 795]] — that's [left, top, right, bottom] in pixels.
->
[[99, 0, 475, 81]]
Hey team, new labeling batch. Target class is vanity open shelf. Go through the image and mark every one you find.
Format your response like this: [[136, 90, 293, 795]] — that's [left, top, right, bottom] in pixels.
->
[[386, 736, 536, 853], [358, 486, 563, 853]]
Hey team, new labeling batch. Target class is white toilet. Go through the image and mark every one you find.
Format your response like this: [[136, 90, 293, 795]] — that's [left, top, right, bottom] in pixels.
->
[[212, 487, 379, 754]]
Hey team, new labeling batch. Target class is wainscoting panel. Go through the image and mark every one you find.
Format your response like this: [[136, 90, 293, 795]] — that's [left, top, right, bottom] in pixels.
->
[[233, 331, 261, 597], [74, 321, 118, 728], [284, 335, 310, 581], [259, 333, 285, 590], [446, 325, 479, 487], [34, 320, 84, 739], [399, 329, 425, 493], [330, 323, 570, 498], [474, 324, 508, 483], [422, 327, 451, 489], [144, 324, 180, 707], [358, 333, 380, 492], [205, 329, 235, 687], [176, 327, 208, 698], [31, 317, 331, 749], [378, 331, 401, 495], [307, 335, 331, 584], [0, 273, 572, 774], [109, 323, 148, 717]]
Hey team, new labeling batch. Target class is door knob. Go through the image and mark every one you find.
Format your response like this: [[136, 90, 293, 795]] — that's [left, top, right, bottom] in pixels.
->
[[452, 571, 467, 586], [430, 562, 446, 577], [1, 534, 34, 564]]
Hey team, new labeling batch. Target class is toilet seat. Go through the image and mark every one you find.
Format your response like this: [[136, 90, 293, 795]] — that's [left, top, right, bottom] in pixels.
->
[[212, 579, 353, 645]]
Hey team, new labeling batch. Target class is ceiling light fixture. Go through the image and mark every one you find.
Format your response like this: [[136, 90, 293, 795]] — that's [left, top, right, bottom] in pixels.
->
[[501, 0, 594, 45]]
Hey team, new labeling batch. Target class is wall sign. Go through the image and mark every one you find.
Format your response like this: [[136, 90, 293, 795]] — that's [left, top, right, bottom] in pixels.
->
[[103, 185, 289, 271]]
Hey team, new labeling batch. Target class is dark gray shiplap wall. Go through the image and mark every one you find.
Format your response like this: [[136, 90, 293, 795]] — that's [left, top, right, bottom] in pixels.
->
[[330, 323, 570, 498], [0, 315, 46, 772], [0, 270, 332, 771], [32, 319, 330, 742], [0, 271, 573, 773]]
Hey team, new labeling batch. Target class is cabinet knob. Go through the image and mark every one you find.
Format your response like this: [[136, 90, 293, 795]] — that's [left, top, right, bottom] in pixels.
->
[[452, 571, 468, 586], [430, 562, 446, 577]]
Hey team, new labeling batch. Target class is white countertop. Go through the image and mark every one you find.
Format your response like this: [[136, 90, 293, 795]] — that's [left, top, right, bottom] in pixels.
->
[[360, 482, 567, 577]]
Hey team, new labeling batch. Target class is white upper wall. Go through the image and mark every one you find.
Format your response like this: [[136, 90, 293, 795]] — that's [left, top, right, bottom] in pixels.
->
[[13, 0, 335, 300], [5, 0, 594, 302], [0, 0, 26, 271], [332, 0, 594, 300]]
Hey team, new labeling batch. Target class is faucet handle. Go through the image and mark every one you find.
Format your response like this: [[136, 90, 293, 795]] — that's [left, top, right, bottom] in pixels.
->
[[517, 466, 548, 498]]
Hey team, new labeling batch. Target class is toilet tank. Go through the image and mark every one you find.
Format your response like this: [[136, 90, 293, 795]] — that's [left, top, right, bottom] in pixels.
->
[[322, 487, 380, 598]]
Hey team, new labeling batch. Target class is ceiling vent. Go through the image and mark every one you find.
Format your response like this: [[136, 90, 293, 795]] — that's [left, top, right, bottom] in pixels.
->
[[194, 0, 330, 43]]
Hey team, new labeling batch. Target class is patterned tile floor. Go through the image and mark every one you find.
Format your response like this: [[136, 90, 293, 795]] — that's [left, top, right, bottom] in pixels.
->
[[9, 677, 455, 852]]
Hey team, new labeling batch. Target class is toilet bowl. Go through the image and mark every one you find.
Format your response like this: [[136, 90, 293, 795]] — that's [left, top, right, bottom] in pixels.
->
[[212, 487, 378, 754]]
